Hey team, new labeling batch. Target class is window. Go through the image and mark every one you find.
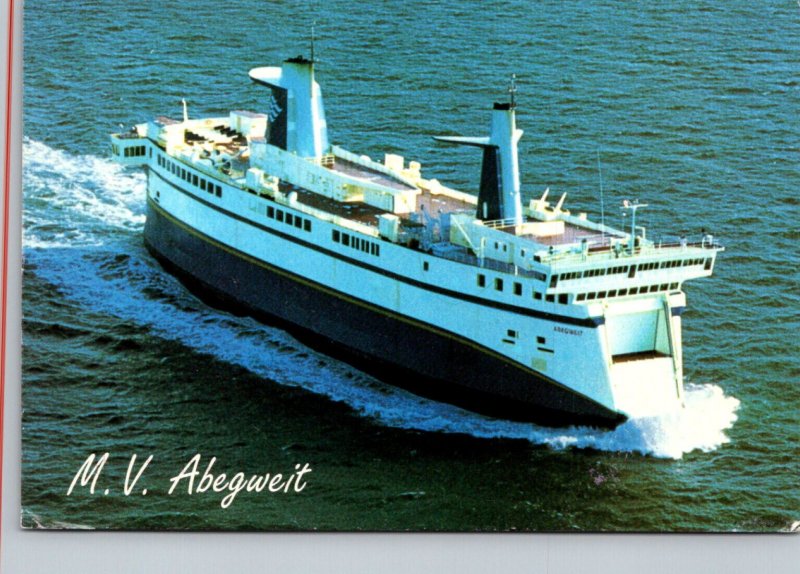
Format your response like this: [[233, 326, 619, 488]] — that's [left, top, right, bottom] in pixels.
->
[[513, 282, 522, 296], [192, 174, 198, 187], [423, 262, 429, 271], [533, 291, 542, 300], [276, 210, 284, 222], [304, 220, 312, 232], [537, 336, 546, 344], [587, 292, 597, 300], [215, 185, 222, 197], [577, 293, 586, 301], [598, 291, 607, 299], [342, 234, 350, 247], [558, 294, 568, 304], [507, 329, 518, 338], [477, 274, 486, 288], [494, 278, 503, 291], [669, 283, 678, 290], [545, 294, 555, 303], [333, 230, 340, 242], [618, 288, 628, 296], [294, 217, 302, 229], [267, 206, 274, 218], [200, 179, 206, 191], [286, 213, 294, 226]]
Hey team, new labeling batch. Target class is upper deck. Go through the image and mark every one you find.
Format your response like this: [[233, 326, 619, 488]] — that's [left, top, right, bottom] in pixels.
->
[[113, 110, 721, 293]]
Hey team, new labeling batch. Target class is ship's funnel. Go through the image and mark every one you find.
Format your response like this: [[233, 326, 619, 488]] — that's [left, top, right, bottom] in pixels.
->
[[249, 56, 329, 159], [435, 103, 523, 224]]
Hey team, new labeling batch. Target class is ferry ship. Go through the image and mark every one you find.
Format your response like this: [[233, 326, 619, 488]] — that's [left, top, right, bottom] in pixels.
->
[[110, 56, 722, 428]]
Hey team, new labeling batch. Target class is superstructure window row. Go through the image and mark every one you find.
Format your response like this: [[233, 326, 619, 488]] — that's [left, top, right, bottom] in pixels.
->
[[562, 265, 630, 280], [266, 205, 312, 232], [477, 273, 567, 305], [575, 282, 679, 302], [559, 258, 710, 282], [124, 145, 146, 157], [478, 269, 681, 306], [657, 258, 708, 269], [639, 259, 707, 272], [332, 229, 380, 256], [158, 154, 222, 198]]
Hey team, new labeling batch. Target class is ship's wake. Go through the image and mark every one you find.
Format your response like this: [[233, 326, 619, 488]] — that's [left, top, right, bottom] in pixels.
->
[[22, 139, 740, 459]]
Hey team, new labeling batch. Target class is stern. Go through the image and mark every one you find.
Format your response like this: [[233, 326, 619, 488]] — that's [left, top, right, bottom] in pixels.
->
[[602, 293, 685, 417]]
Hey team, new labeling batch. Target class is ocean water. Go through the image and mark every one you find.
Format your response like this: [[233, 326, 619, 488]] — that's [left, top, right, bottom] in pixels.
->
[[20, 0, 799, 531]]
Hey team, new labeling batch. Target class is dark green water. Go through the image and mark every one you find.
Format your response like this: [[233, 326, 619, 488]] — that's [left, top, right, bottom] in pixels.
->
[[21, 0, 799, 531]]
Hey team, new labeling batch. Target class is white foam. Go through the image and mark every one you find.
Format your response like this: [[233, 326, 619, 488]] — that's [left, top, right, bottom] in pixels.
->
[[23, 138, 145, 248], [23, 140, 740, 459]]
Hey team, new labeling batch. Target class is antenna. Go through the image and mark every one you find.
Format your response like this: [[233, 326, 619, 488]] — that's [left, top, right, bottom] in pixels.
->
[[310, 21, 316, 62], [508, 73, 517, 108], [597, 150, 605, 241]]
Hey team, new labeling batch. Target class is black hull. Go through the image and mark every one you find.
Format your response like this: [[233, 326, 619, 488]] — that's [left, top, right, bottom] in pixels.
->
[[144, 200, 626, 428]]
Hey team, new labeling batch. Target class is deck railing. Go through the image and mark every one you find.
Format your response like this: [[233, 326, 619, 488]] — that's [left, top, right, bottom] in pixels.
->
[[482, 217, 520, 229]]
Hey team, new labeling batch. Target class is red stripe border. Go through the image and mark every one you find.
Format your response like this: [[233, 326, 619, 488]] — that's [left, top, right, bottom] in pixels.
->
[[1, 0, 17, 555]]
